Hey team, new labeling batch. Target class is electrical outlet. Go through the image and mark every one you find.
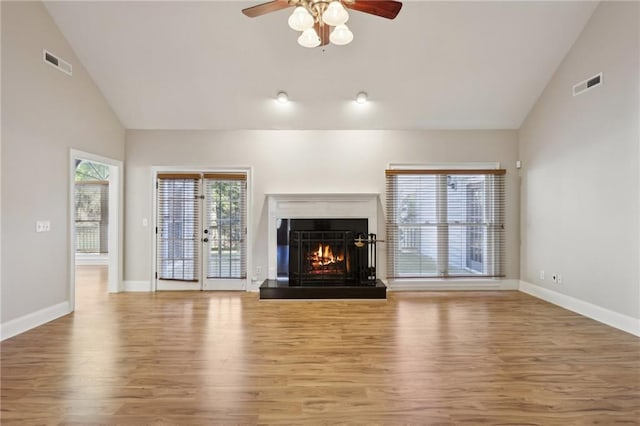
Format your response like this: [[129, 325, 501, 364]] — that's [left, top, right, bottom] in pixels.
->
[[36, 220, 51, 233], [256, 266, 262, 275], [557, 273, 563, 284], [539, 270, 545, 280]]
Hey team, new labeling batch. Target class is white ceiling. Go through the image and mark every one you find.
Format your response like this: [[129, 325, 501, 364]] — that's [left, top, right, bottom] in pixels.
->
[[44, 1, 598, 130]]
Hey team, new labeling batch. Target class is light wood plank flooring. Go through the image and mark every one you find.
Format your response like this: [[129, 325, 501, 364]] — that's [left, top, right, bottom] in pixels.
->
[[2, 266, 639, 424]]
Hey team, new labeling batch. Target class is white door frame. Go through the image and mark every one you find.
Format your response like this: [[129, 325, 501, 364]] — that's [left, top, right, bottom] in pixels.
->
[[69, 149, 123, 309], [151, 166, 252, 291]]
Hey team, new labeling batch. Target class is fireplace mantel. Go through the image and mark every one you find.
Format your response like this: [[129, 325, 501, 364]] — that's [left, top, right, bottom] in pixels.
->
[[266, 193, 379, 280]]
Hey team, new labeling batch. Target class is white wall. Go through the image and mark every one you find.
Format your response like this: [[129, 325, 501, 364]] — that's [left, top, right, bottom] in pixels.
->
[[1, 2, 125, 326], [519, 2, 639, 321], [124, 130, 519, 286]]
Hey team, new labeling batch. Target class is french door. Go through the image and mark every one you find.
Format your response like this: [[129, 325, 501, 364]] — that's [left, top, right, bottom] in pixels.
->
[[156, 172, 247, 291]]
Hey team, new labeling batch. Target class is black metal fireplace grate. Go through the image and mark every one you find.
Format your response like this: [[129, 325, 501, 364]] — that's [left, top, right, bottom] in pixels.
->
[[289, 230, 376, 286]]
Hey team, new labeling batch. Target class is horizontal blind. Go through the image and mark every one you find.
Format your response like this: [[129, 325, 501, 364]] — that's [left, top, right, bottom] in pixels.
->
[[204, 174, 247, 279], [386, 169, 505, 279], [157, 175, 200, 282], [74, 181, 108, 254]]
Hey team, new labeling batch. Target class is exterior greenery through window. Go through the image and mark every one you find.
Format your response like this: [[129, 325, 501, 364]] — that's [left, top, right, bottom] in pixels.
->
[[74, 160, 109, 254], [205, 176, 246, 279], [385, 168, 505, 279]]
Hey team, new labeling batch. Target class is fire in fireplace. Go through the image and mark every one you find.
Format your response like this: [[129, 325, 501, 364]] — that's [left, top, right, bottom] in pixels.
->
[[308, 242, 345, 273]]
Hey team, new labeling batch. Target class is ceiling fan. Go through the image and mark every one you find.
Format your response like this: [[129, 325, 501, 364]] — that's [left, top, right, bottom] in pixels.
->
[[242, 0, 403, 48]]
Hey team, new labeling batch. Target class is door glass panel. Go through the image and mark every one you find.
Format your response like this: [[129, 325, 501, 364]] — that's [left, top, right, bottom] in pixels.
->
[[204, 179, 246, 279], [157, 178, 200, 281]]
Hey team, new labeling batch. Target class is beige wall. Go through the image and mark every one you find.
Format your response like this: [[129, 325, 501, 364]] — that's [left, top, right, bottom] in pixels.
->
[[1, 1, 125, 323], [519, 1, 640, 318], [124, 130, 520, 285]]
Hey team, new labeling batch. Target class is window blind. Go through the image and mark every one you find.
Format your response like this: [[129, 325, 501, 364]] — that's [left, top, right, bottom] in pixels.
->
[[385, 169, 505, 279], [157, 174, 200, 281], [75, 181, 108, 254], [204, 173, 247, 279]]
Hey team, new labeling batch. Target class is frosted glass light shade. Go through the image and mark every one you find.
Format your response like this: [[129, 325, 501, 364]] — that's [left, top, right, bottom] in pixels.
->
[[298, 28, 321, 48], [288, 7, 314, 31], [276, 91, 289, 103], [322, 1, 349, 26], [330, 24, 353, 45]]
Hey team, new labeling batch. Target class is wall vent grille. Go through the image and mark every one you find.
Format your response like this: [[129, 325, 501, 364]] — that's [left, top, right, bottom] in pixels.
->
[[43, 49, 72, 76], [573, 72, 602, 96]]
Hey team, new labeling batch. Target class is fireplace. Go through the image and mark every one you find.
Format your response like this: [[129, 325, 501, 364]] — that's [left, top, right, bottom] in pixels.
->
[[278, 218, 376, 285], [261, 194, 385, 299]]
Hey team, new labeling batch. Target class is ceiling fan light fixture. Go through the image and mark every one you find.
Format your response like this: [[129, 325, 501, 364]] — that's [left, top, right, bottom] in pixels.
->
[[330, 24, 353, 45], [288, 6, 314, 31], [322, 1, 349, 26], [298, 27, 321, 48]]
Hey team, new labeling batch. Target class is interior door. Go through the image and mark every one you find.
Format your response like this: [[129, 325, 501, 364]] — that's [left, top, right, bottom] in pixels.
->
[[202, 174, 247, 290]]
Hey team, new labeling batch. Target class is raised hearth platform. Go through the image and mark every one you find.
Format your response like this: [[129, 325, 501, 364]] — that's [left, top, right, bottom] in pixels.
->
[[259, 279, 386, 300]]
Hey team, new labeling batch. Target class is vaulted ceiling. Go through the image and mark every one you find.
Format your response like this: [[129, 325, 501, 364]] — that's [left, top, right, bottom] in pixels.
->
[[44, 1, 598, 130]]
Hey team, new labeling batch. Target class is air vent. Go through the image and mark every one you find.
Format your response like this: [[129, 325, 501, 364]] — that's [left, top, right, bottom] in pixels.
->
[[573, 72, 602, 96], [43, 49, 72, 76]]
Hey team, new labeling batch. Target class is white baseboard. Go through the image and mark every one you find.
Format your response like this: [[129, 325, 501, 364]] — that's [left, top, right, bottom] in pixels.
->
[[1, 301, 71, 341], [75, 254, 109, 266], [248, 280, 262, 292], [519, 280, 640, 337], [123, 280, 152, 292], [389, 278, 519, 291]]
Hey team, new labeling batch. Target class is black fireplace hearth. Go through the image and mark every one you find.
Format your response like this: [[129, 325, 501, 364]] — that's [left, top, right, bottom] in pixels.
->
[[261, 217, 386, 299]]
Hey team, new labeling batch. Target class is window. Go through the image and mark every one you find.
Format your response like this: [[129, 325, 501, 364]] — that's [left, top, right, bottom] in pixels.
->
[[75, 160, 110, 254], [385, 168, 505, 279], [75, 181, 108, 253]]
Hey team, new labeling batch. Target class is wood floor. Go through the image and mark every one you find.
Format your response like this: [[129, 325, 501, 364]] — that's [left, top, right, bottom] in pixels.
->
[[1, 266, 639, 425]]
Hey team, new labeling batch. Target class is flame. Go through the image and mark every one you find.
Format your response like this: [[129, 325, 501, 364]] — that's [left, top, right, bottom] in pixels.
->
[[308, 243, 344, 271]]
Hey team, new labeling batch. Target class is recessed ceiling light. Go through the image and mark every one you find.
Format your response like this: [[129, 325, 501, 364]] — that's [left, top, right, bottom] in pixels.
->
[[355, 91, 368, 104], [276, 91, 289, 104]]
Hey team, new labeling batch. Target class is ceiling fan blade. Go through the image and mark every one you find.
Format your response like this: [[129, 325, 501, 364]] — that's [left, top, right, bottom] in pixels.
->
[[242, 0, 292, 18], [315, 22, 330, 46], [344, 1, 403, 20]]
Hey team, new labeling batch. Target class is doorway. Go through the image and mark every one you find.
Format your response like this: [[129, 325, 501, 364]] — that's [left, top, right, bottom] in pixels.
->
[[154, 171, 248, 291], [69, 150, 122, 310]]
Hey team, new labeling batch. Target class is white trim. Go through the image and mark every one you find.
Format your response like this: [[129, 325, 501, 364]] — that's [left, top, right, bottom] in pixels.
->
[[123, 280, 153, 292], [155, 281, 201, 291], [389, 278, 518, 291], [266, 193, 379, 280], [388, 162, 501, 170], [75, 253, 109, 266], [69, 150, 124, 313], [519, 280, 640, 337], [1, 302, 71, 341], [248, 279, 261, 292]]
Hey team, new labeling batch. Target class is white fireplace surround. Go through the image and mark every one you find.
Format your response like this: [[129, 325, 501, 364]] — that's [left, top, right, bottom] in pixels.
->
[[267, 193, 379, 280]]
